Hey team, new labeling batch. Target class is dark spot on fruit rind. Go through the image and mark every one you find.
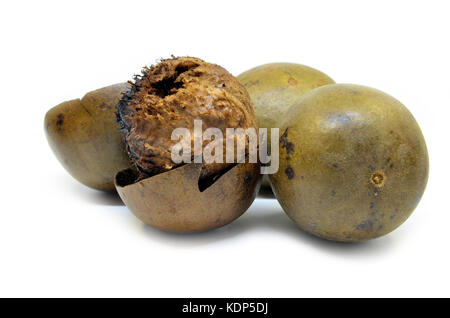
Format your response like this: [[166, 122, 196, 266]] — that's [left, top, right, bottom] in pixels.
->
[[354, 220, 374, 230], [244, 80, 260, 88], [288, 77, 298, 86], [370, 202, 374, 209], [285, 166, 295, 179], [243, 172, 252, 186], [56, 114, 64, 129], [332, 163, 339, 168], [280, 128, 295, 155], [331, 189, 336, 196], [370, 170, 386, 188]]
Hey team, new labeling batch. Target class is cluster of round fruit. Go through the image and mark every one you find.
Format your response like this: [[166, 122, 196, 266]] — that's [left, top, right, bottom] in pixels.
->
[[45, 57, 428, 242]]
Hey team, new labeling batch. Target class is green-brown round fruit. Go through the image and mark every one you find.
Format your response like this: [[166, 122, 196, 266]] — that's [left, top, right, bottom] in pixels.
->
[[237, 63, 335, 189], [270, 84, 429, 242], [45, 83, 132, 191]]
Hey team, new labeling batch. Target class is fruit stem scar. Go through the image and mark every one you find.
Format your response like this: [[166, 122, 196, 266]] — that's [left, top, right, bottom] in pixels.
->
[[370, 170, 386, 187]]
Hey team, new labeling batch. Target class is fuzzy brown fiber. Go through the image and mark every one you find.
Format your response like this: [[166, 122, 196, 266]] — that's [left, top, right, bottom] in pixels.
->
[[116, 57, 256, 180]]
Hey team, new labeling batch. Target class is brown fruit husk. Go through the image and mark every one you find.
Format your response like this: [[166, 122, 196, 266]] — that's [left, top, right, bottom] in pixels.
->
[[115, 162, 261, 232], [115, 57, 261, 232]]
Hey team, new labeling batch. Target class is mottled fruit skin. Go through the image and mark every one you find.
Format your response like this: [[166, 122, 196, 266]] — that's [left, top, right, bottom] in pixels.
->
[[45, 83, 132, 191], [270, 84, 429, 242], [238, 63, 335, 188]]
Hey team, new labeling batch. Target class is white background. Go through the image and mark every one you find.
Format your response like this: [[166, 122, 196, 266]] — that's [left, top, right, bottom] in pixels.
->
[[1, 0, 449, 297]]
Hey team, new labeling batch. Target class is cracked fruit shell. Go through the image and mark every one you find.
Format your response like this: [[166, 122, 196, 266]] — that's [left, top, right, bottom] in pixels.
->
[[116, 163, 261, 232], [115, 57, 261, 232]]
